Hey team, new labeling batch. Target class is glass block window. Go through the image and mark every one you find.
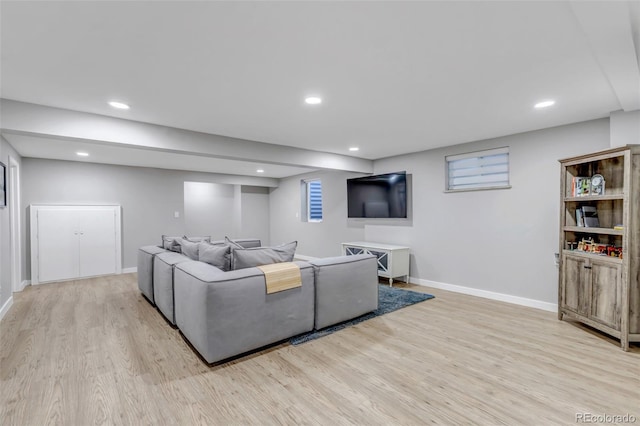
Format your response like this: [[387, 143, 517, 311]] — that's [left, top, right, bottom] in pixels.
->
[[305, 179, 323, 222]]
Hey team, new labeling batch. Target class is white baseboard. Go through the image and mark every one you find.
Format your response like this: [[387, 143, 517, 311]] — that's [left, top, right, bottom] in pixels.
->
[[19, 280, 30, 291], [0, 296, 14, 322], [294, 254, 319, 261], [122, 267, 137, 274], [410, 277, 557, 313]]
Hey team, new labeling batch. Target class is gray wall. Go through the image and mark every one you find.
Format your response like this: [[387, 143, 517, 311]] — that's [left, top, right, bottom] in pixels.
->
[[269, 170, 366, 257], [269, 119, 610, 305], [0, 136, 22, 311], [22, 159, 271, 278], [241, 186, 270, 246], [184, 182, 236, 237], [370, 119, 610, 304], [182, 182, 270, 245], [610, 110, 640, 147]]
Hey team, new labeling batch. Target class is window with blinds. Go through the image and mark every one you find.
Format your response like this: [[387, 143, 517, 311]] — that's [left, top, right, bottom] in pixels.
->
[[307, 180, 323, 221], [446, 147, 510, 191]]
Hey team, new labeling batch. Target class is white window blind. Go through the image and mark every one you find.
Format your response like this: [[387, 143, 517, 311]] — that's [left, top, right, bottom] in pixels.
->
[[446, 147, 510, 191]]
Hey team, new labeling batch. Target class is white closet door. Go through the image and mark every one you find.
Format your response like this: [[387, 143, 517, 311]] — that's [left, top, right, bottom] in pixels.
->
[[37, 209, 80, 282], [78, 208, 117, 277], [31, 205, 122, 285]]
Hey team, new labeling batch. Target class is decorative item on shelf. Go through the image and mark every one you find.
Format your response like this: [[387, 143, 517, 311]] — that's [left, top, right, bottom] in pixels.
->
[[577, 237, 594, 252], [593, 244, 608, 254], [590, 174, 605, 196], [606, 246, 623, 258], [572, 176, 591, 197], [613, 224, 624, 230], [573, 238, 622, 257], [581, 206, 599, 227], [566, 241, 578, 250]]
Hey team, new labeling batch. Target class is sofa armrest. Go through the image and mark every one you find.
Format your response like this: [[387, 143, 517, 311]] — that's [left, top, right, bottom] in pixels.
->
[[137, 245, 168, 303], [310, 254, 379, 329], [153, 252, 193, 325]]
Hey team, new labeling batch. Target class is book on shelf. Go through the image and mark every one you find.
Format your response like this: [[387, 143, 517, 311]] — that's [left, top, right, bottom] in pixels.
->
[[581, 206, 600, 227], [575, 208, 584, 227], [614, 224, 624, 230], [571, 176, 591, 197]]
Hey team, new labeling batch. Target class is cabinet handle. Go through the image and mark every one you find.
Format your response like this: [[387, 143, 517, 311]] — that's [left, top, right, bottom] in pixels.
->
[[584, 265, 592, 269]]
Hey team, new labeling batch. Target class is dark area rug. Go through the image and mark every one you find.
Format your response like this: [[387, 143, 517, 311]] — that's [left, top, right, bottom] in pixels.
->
[[290, 284, 435, 345]]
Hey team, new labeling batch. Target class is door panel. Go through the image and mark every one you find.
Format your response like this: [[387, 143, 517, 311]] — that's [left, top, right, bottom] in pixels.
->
[[78, 209, 117, 277], [37, 209, 79, 282], [562, 254, 589, 316], [590, 260, 622, 330]]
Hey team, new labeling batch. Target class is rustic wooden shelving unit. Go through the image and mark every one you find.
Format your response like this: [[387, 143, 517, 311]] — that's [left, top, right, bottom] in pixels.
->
[[558, 145, 639, 350]]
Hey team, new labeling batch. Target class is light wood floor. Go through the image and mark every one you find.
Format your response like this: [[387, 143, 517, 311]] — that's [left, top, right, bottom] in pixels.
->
[[1, 274, 638, 425]]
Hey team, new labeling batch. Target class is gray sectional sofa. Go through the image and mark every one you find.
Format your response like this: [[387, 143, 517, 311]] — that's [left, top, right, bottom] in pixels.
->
[[137, 237, 378, 364], [137, 237, 261, 305]]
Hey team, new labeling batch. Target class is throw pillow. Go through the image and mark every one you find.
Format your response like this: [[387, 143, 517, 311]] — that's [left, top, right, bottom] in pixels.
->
[[161, 235, 182, 253], [232, 241, 298, 270], [198, 242, 231, 271], [184, 235, 212, 243], [224, 236, 245, 250], [177, 238, 199, 260]]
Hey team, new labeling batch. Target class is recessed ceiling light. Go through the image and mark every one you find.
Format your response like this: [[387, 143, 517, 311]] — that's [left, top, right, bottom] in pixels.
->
[[256, 169, 264, 173], [76, 152, 89, 157], [304, 96, 322, 105], [108, 101, 130, 110], [349, 147, 360, 152], [534, 100, 555, 109]]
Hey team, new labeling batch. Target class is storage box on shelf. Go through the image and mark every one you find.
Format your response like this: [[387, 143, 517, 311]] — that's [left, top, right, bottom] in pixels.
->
[[558, 145, 639, 350]]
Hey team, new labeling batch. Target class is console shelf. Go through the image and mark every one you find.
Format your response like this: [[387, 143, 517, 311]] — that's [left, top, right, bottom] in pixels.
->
[[341, 241, 409, 286]]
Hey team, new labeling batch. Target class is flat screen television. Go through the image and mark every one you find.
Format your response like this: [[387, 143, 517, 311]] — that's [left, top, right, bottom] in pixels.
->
[[347, 171, 407, 218]]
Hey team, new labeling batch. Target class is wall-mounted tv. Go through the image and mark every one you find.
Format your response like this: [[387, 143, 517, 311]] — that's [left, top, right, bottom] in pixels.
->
[[347, 171, 407, 218]]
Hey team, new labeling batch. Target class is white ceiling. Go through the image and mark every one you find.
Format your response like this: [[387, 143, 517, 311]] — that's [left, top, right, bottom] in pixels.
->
[[1, 1, 639, 175]]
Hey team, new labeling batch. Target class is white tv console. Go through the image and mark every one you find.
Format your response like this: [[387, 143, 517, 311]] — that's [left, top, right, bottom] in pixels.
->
[[341, 241, 410, 286]]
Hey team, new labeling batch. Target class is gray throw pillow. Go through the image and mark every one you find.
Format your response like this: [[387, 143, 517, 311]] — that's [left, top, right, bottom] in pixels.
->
[[224, 236, 245, 250], [177, 238, 199, 260], [198, 242, 231, 271], [184, 235, 211, 243], [161, 235, 182, 252], [232, 241, 297, 270]]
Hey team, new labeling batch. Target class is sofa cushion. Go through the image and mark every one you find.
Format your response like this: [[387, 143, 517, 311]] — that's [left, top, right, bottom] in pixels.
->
[[213, 237, 261, 248], [232, 241, 297, 270], [198, 242, 231, 271], [232, 238, 261, 248], [177, 238, 200, 260]]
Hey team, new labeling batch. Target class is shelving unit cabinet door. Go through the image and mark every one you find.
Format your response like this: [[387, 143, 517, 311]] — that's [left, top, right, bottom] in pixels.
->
[[78, 208, 118, 277], [589, 260, 622, 330], [36, 208, 80, 283], [561, 254, 589, 316]]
